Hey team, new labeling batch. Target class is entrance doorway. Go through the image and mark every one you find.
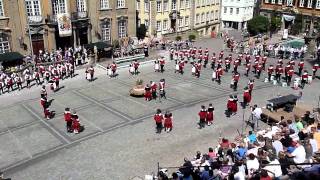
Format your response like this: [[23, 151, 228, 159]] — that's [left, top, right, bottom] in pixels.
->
[[55, 28, 73, 49], [31, 34, 44, 55], [78, 27, 88, 45]]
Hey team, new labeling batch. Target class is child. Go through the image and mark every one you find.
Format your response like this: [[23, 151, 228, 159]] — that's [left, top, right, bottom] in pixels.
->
[[164, 112, 173, 132], [64, 108, 72, 132], [207, 104, 214, 126]]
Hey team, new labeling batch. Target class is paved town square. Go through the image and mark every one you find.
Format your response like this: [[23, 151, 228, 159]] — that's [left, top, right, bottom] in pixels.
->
[[0, 37, 319, 179]]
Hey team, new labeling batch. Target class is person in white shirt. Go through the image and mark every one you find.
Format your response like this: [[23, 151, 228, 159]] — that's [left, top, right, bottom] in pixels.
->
[[251, 105, 262, 130], [246, 153, 259, 178], [272, 135, 283, 157], [288, 141, 306, 164], [263, 155, 282, 178]]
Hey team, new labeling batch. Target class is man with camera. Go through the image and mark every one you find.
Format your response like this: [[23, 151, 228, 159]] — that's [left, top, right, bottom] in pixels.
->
[[250, 105, 262, 131]]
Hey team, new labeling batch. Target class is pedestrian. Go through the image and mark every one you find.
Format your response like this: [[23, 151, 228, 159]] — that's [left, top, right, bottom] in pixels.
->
[[243, 87, 251, 109], [88, 65, 94, 81], [206, 104, 214, 126], [198, 105, 207, 129], [154, 60, 160, 72], [154, 109, 163, 133], [164, 111, 173, 132], [160, 57, 165, 73], [267, 65, 274, 82], [159, 79, 166, 101], [301, 71, 308, 89], [227, 95, 234, 117], [232, 95, 238, 115], [150, 81, 157, 100], [133, 60, 140, 75], [64, 108, 72, 133], [232, 72, 240, 91], [144, 44, 149, 57], [312, 63, 319, 78], [40, 96, 47, 109], [144, 84, 152, 101], [298, 59, 304, 76]]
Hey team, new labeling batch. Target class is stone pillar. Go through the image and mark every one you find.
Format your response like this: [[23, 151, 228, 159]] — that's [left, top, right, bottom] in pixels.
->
[[73, 27, 77, 48], [87, 24, 92, 43]]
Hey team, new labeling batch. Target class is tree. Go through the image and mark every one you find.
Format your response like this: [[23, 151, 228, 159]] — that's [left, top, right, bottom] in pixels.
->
[[136, 24, 147, 40], [270, 16, 282, 33], [176, 36, 182, 41], [188, 34, 196, 41], [291, 13, 303, 35], [247, 15, 269, 36]]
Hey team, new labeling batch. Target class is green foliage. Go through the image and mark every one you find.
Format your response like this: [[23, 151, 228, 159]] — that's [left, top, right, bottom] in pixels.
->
[[112, 40, 120, 49], [188, 34, 196, 41], [291, 13, 303, 35], [247, 15, 269, 36], [176, 36, 182, 41], [137, 24, 148, 40], [270, 16, 282, 32]]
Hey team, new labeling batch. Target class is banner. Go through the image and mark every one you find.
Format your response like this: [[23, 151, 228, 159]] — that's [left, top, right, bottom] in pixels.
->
[[57, 13, 72, 37], [283, 29, 288, 40]]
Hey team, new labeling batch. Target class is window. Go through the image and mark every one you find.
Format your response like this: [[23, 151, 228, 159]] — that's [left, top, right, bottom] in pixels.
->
[[197, 0, 201, 7], [271, 0, 275, 3], [25, 0, 41, 16], [185, 16, 189, 26], [287, 0, 293, 6], [206, 12, 209, 22], [180, 0, 184, 9], [136, 0, 140, 10], [100, 0, 109, 9], [163, 20, 168, 30], [118, 20, 127, 38], [201, 13, 205, 23], [145, 19, 149, 28], [211, 11, 214, 21], [264, 0, 269, 3], [278, 0, 282, 4], [156, 1, 161, 12], [196, 14, 200, 24], [179, 18, 183, 27], [236, 8, 239, 14], [230, 8, 233, 14], [101, 22, 111, 42], [215, 10, 218, 20], [299, 0, 304, 7], [156, 21, 161, 31], [0, 34, 10, 54], [0, 0, 3, 16], [163, 1, 168, 11], [186, 0, 190, 8], [224, 7, 227, 14], [117, 0, 125, 8], [172, 0, 176, 10], [52, 0, 66, 14], [307, 0, 312, 8], [77, 0, 86, 12], [145, 1, 149, 12], [202, 0, 206, 6], [317, 0, 320, 9]]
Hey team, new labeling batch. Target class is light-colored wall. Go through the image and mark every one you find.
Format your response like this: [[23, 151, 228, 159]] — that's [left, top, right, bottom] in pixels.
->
[[221, 0, 254, 22]]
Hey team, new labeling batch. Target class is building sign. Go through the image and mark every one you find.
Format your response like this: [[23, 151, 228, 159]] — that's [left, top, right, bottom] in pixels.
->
[[57, 13, 72, 37]]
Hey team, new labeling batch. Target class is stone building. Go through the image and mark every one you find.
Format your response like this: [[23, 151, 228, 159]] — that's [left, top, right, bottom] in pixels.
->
[[136, 0, 220, 38], [260, 0, 320, 34], [0, 0, 136, 55]]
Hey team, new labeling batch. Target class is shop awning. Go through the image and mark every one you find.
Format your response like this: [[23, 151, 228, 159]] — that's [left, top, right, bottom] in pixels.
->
[[84, 42, 112, 50], [0, 52, 24, 63]]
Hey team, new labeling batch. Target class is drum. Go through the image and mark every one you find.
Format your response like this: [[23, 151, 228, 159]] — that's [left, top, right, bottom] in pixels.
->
[[293, 81, 299, 90], [282, 82, 287, 87], [175, 64, 179, 70], [271, 75, 275, 81], [154, 64, 159, 70], [191, 66, 196, 74], [264, 78, 269, 83], [273, 80, 278, 85], [212, 71, 216, 79], [294, 77, 300, 83], [308, 75, 313, 84]]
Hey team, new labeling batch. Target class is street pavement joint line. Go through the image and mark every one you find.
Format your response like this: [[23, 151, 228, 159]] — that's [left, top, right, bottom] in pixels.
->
[[21, 104, 71, 144], [7, 128, 33, 159], [73, 90, 132, 122], [0, 120, 39, 136], [93, 84, 150, 108], [77, 114, 104, 132]]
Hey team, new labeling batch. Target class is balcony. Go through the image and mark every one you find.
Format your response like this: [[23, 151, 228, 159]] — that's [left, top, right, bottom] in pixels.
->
[[71, 11, 88, 20], [28, 16, 43, 24]]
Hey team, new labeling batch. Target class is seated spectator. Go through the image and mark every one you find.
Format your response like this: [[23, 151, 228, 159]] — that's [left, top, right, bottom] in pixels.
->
[[308, 133, 318, 154], [235, 143, 247, 160], [219, 158, 232, 179], [295, 118, 304, 131], [263, 153, 283, 179], [287, 141, 306, 165], [247, 131, 257, 144], [208, 147, 216, 159], [272, 135, 283, 157], [246, 153, 259, 178], [288, 119, 298, 134]]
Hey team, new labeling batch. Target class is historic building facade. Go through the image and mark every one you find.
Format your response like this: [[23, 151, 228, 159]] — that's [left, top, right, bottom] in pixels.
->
[[0, 0, 136, 55], [221, 0, 255, 30], [260, 0, 320, 33], [136, 0, 220, 38]]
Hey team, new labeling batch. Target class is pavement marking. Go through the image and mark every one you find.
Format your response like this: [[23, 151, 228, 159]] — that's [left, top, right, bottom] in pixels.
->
[[77, 114, 104, 132], [22, 104, 71, 144], [7, 128, 33, 159], [73, 90, 132, 122]]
